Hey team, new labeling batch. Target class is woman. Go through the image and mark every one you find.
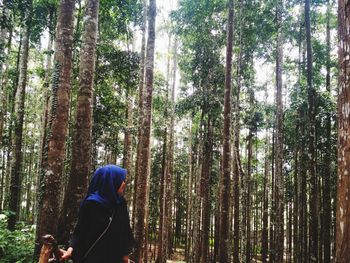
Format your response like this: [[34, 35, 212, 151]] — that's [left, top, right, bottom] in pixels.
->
[[60, 164, 135, 263]]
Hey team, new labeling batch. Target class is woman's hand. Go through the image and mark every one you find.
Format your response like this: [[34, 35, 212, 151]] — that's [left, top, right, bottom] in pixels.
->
[[122, 255, 129, 263], [60, 247, 73, 261]]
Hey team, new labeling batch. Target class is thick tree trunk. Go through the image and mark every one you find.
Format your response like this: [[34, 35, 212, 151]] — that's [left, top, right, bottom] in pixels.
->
[[219, 0, 233, 261], [35, 0, 75, 255], [305, 0, 319, 261], [335, 0, 350, 261], [57, 0, 99, 245], [133, 0, 156, 260], [275, 0, 284, 261], [7, 8, 31, 229]]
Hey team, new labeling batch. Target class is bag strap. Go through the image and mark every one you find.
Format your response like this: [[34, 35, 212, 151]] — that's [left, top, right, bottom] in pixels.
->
[[83, 209, 116, 259]]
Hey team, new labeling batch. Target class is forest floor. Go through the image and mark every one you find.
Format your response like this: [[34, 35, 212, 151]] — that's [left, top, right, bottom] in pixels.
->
[[167, 248, 186, 262]]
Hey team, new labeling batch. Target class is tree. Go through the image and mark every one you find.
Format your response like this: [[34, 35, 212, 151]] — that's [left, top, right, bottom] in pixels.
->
[[133, 0, 156, 261], [35, 0, 75, 255], [305, 0, 318, 261], [274, 0, 284, 261], [335, 0, 350, 261], [7, 0, 32, 231], [219, 0, 233, 261], [57, 0, 99, 245]]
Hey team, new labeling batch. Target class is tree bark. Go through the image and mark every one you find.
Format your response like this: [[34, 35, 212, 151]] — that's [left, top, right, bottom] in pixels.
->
[[219, 0, 233, 261], [133, 0, 148, 227], [166, 37, 177, 258], [35, 0, 75, 255], [305, 0, 319, 261], [323, 1, 332, 262], [262, 127, 269, 263], [335, 0, 350, 261], [133, 0, 156, 260], [7, 1, 31, 230], [200, 116, 213, 263], [57, 0, 99, 245], [275, 0, 284, 261], [157, 35, 171, 263]]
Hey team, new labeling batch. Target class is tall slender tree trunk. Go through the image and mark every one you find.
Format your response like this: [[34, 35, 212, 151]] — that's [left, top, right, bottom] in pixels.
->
[[134, 0, 156, 260], [0, 0, 10, 75], [246, 128, 253, 262], [323, 1, 332, 262], [335, 0, 350, 261], [0, 6, 11, 145], [233, 2, 243, 260], [166, 38, 177, 258], [262, 126, 269, 263], [7, 0, 31, 230], [157, 35, 171, 263], [200, 115, 213, 263], [219, 0, 233, 261], [185, 119, 193, 262], [123, 91, 133, 184], [275, 0, 284, 261], [39, 33, 53, 174], [133, 0, 148, 227], [35, 0, 75, 255], [57, 0, 99, 245], [305, 0, 318, 261], [293, 120, 299, 263]]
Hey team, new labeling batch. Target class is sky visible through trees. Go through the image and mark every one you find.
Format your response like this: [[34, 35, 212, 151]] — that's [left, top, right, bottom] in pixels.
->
[[0, 0, 349, 262]]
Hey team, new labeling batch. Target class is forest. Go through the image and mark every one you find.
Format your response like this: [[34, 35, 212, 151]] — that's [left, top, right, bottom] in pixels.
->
[[0, 0, 349, 262]]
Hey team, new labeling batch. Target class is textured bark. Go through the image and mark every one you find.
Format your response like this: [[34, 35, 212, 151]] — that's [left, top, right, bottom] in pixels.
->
[[157, 35, 171, 263], [185, 121, 193, 262], [262, 129, 269, 263], [335, 0, 350, 261], [275, 0, 284, 261], [133, 0, 156, 260], [7, 4, 31, 230], [305, 0, 319, 261], [233, 2, 243, 260], [165, 38, 177, 259], [246, 127, 253, 262], [200, 116, 213, 263], [0, 1, 11, 145], [57, 0, 99, 245], [323, 1, 332, 262], [269, 128, 275, 262], [39, 27, 54, 185], [299, 108, 308, 262], [293, 121, 299, 263], [123, 91, 133, 186], [35, 0, 75, 255], [133, 0, 147, 227], [219, 0, 233, 261]]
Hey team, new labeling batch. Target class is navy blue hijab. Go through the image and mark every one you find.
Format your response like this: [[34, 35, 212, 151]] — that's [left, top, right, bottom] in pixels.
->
[[84, 165, 127, 208]]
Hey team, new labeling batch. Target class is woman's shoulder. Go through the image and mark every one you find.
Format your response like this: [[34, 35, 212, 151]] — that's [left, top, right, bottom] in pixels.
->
[[81, 200, 109, 212]]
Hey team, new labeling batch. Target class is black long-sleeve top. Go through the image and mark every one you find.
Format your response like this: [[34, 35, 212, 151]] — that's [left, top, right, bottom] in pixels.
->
[[70, 198, 135, 263]]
